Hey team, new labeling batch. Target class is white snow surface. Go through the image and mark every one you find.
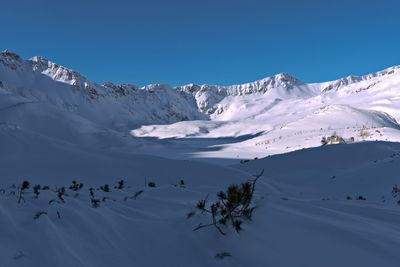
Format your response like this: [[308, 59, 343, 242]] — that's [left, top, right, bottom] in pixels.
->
[[1, 50, 400, 266]]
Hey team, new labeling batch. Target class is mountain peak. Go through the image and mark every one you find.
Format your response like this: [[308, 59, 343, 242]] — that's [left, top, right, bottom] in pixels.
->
[[1, 49, 21, 59], [29, 56, 54, 73], [274, 72, 298, 79], [0, 50, 23, 70], [261, 72, 304, 86], [221, 72, 304, 97], [29, 55, 93, 89]]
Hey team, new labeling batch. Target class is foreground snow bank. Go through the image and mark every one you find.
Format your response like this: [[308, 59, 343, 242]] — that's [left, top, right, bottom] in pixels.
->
[[1, 142, 400, 267]]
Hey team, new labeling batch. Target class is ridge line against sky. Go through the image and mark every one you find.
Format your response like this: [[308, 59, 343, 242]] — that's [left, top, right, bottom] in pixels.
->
[[1, 0, 400, 87], [5, 50, 400, 88]]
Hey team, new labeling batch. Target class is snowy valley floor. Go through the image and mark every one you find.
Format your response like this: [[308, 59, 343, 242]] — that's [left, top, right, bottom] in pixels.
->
[[1, 141, 400, 267]]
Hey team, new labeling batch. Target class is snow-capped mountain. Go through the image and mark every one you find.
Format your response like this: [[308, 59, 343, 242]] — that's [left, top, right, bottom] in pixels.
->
[[2, 49, 400, 162], [0, 50, 316, 124], [0, 50, 204, 129]]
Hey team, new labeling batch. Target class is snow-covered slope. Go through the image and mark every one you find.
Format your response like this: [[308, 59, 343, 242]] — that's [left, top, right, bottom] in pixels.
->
[[1, 50, 400, 267], [1, 141, 400, 267], [0, 51, 205, 131], [132, 62, 400, 160]]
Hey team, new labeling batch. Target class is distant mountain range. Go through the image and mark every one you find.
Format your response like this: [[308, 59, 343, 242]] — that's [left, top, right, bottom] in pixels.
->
[[1, 49, 400, 162]]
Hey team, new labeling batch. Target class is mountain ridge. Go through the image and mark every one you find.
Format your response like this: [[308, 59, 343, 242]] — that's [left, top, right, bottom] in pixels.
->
[[2, 49, 400, 161], [4, 50, 399, 100]]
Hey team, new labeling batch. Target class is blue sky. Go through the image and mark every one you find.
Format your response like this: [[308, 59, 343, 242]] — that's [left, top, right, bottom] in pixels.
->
[[1, 0, 400, 86]]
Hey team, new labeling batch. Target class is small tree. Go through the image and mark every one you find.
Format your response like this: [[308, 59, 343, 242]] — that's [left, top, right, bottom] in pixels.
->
[[215, 252, 232, 259], [392, 184, 400, 201], [69, 180, 84, 191], [33, 185, 41, 199], [33, 211, 47, 220], [18, 181, 30, 204], [193, 170, 264, 235], [89, 188, 95, 198], [91, 198, 100, 208], [320, 136, 327, 146], [115, 180, 125, 189], [57, 187, 66, 202], [100, 184, 110, 192]]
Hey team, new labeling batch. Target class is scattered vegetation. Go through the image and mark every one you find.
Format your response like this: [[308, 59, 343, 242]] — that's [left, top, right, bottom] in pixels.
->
[[69, 180, 84, 191], [115, 180, 125, 190], [392, 184, 400, 197], [359, 127, 370, 139], [214, 252, 232, 259], [88, 187, 101, 208], [91, 198, 101, 208], [345, 195, 366, 200], [392, 184, 400, 204], [240, 157, 259, 164], [100, 184, 110, 192], [33, 184, 41, 199], [18, 181, 30, 204], [0, 177, 182, 222], [89, 187, 95, 198], [33, 211, 47, 220], [133, 190, 144, 200], [186, 211, 195, 219], [57, 187, 66, 203], [321, 132, 345, 146]]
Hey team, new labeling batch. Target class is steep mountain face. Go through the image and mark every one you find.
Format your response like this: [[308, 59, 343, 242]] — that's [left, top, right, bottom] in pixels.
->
[[175, 73, 314, 114]]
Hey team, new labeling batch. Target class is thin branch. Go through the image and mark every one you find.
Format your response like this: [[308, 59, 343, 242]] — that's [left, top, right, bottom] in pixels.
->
[[243, 169, 264, 211], [211, 208, 226, 235], [193, 223, 214, 231], [193, 220, 226, 236]]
